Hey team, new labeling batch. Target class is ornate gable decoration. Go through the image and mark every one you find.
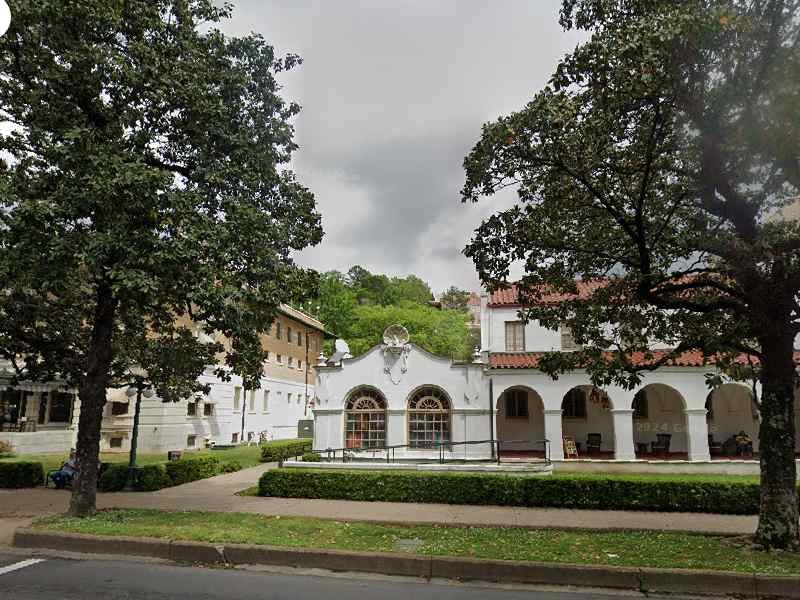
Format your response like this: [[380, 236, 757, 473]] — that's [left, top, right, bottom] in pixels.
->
[[382, 324, 411, 385]]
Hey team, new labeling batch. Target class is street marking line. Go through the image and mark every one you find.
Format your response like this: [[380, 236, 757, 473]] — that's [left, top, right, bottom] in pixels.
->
[[0, 559, 45, 576]]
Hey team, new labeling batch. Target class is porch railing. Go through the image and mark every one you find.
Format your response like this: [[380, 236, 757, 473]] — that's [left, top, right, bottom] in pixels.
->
[[306, 438, 551, 466]]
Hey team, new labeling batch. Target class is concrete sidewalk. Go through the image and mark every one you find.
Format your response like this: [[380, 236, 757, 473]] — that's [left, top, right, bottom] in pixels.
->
[[0, 463, 757, 535]]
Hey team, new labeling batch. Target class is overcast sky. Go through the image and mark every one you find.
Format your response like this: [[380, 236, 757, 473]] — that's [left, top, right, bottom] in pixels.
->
[[221, 1, 585, 294]]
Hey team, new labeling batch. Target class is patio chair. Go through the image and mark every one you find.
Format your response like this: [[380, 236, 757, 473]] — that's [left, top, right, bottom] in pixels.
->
[[586, 433, 602, 455], [650, 433, 672, 456], [708, 434, 723, 456], [563, 436, 579, 459]]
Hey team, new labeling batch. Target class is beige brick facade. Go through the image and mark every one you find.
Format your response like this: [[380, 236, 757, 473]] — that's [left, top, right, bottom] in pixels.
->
[[260, 306, 325, 387]]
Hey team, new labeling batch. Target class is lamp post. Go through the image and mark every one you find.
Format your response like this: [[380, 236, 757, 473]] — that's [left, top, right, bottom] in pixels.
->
[[124, 367, 153, 491]]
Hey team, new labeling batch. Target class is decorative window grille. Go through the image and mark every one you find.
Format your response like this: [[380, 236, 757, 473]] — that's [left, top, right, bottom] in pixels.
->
[[504, 321, 525, 351], [345, 388, 387, 449], [408, 386, 451, 449]]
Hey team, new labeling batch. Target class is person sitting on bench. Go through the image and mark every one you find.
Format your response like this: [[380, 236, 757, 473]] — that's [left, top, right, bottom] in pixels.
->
[[47, 451, 79, 489]]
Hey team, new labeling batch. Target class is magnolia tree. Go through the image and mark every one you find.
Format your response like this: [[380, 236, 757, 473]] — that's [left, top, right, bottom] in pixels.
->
[[0, 1, 321, 516], [463, 0, 800, 548]]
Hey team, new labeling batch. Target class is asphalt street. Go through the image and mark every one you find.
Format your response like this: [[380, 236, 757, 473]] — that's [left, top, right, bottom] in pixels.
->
[[0, 552, 705, 600]]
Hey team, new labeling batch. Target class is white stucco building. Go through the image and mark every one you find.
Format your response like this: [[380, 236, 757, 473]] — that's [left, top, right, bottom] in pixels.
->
[[0, 305, 328, 455], [314, 286, 800, 473]]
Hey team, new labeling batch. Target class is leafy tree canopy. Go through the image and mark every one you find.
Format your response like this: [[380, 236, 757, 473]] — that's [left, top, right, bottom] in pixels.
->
[[440, 286, 473, 312], [299, 267, 471, 359], [463, 0, 800, 548], [345, 303, 471, 359], [0, 0, 321, 516]]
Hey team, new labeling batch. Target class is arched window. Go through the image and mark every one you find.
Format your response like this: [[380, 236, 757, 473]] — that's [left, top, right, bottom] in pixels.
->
[[408, 386, 451, 449], [345, 387, 387, 449]]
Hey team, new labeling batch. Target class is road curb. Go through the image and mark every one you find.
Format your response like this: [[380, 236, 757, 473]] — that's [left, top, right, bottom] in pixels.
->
[[13, 529, 800, 598]]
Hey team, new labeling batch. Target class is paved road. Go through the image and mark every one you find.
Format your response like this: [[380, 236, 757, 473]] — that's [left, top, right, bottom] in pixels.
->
[[0, 552, 703, 600]]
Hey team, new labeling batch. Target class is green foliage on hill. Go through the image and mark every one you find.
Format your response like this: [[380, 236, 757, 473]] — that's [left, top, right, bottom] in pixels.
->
[[299, 267, 474, 360]]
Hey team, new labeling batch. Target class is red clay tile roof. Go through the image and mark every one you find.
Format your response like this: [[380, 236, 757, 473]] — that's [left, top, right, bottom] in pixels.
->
[[488, 281, 606, 308], [488, 350, 800, 370]]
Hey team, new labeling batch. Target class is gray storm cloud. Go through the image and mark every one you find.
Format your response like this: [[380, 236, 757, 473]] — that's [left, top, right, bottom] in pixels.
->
[[221, 0, 584, 291]]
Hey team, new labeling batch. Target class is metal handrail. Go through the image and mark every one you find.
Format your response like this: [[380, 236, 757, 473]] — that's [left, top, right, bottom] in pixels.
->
[[310, 438, 551, 466]]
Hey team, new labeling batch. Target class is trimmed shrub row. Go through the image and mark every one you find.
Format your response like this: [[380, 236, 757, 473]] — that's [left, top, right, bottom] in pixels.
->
[[258, 469, 770, 515], [99, 456, 221, 492], [0, 461, 45, 489], [260, 438, 312, 462], [166, 455, 221, 486]]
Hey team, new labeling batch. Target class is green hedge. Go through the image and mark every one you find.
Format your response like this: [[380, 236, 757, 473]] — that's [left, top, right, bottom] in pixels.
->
[[98, 464, 172, 492], [260, 438, 312, 462], [221, 461, 242, 474], [302, 452, 322, 462], [99, 456, 220, 491], [165, 455, 221, 486], [0, 461, 44, 488], [259, 469, 770, 515]]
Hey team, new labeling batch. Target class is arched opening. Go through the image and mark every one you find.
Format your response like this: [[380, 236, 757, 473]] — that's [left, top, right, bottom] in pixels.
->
[[407, 386, 451, 449], [706, 384, 759, 459], [496, 386, 545, 457], [344, 386, 387, 449], [561, 385, 614, 458], [631, 383, 687, 459]]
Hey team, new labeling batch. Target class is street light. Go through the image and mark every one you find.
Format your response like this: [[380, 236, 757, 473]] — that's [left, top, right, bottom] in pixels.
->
[[124, 367, 154, 491]]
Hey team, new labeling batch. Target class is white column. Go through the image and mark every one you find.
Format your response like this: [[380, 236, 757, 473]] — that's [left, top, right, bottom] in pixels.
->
[[684, 408, 711, 462], [611, 408, 636, 461], [544, 409, 564, 460]]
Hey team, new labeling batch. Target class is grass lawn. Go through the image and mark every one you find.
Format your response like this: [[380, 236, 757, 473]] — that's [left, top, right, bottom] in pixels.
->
[[34, 508, 800, 576], [0, 445, 264, 475]]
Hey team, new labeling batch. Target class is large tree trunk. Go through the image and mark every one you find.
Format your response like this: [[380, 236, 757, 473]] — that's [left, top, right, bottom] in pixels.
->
[[68, 283, 118, 517], [755, 332, 799, 549]]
